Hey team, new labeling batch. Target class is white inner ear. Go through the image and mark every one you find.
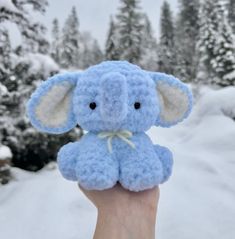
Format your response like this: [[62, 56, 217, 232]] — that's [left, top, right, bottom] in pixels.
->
[[157, 82, 188, 123], [35, 82, 74, 128]]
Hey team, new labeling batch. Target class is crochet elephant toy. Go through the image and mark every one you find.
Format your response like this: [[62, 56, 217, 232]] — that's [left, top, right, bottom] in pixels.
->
[[27, 61, 193, 191]]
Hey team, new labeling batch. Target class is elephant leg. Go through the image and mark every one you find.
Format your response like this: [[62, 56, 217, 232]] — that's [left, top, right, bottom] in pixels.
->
[[57, 142, 80, 181], [154, 145, 173, 183], [76, 150, 119, 190], [119, 151, 164, 192]]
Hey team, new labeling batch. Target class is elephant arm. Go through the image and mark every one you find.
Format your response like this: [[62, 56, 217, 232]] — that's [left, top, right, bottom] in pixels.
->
[[154, 144, 173, 183], [57, 142, 80, 181]]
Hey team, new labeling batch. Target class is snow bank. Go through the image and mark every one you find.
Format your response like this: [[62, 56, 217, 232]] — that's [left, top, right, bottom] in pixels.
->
[[0, 145, 12, 160], [150, 86, 235, 239], [0, 168, 96, 239], [192, 86, 235, 120], [0, 86, 235, 239]]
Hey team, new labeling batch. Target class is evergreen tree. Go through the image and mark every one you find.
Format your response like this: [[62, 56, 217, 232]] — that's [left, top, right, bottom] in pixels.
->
[[211, 4, 235, 86], [105, 16, 120, 60], [51, 18, 61, 64], [0, 0, 79, 171], [116, 0, 144, 63], [79, 32, 92, 69], [140, 14, 158, 71], [0, 28, 11, 81], [38, 39, 50, 55], [158, 1, 175, 74], [196, 0, 216, 83], [228, 0, 235, 33], [91, 40, 104, 65], [175, 0, 200, 82], [60, 6, 80, 68], [79, 32, 104, 68], [196, 0, 235, 86], [0, 0, 48, 53]]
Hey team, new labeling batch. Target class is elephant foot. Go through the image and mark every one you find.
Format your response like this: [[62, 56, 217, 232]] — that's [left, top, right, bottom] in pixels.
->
[[76, 160, 119, 190], [119, 160, 163, 192]]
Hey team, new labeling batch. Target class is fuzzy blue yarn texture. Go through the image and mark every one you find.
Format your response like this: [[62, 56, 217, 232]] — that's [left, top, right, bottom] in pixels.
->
[[27, 61, 193, 191]]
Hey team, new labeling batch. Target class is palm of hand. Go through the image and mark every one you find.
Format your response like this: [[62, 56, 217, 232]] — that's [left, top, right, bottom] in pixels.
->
[[79, 183, 159, 213], [79, 183, 159, 239]]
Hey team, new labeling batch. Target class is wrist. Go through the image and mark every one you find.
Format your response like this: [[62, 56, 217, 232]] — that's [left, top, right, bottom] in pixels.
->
[[94, 200, 157, 239]]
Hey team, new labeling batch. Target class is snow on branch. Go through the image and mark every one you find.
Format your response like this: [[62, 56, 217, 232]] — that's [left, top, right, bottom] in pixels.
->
[[0, 0, 48, 46]]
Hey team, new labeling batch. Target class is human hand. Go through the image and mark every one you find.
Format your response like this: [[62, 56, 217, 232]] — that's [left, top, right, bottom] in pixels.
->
[[79, 183, 160, 239]]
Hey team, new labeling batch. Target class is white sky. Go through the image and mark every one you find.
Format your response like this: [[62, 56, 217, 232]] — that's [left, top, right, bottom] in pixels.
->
[[10, 0, 179, 49]]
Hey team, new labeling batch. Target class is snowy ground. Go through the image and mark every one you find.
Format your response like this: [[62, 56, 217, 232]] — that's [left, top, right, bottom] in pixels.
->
[[0, 86, 235, 239]]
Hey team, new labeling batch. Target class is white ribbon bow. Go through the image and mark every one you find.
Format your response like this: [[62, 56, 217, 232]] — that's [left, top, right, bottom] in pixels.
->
[[98, 130, 136, 153]]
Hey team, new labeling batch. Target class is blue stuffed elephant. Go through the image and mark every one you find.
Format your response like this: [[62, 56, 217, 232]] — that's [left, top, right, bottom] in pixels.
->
[[27, 61, 193, 191]]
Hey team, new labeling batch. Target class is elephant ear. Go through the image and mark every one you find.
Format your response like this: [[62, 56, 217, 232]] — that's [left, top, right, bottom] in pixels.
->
[[27, 72, 81, 134], [150, 72, 193, 127]]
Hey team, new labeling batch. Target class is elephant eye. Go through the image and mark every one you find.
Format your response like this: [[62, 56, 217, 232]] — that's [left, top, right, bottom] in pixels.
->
[[89, 102, 97, 110], [134, 102, 141, 110]]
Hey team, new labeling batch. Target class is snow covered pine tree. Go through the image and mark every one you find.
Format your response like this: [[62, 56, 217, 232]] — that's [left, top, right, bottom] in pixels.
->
[[197, 0, 235, 86], [175, 0, 200, 82], [0, 27, 11, 83], [105, 16, 120, 60], [115, 0, 144, 64], [158, 1, 176, 75], [228, 0, 235, 34], [0, 0, 79, 171], [79, 31, 104, 69], [60, 6, 80, 69], [105, 0, 159, 70], [139, 14, 158, 71], [51, 18, 61, 65]]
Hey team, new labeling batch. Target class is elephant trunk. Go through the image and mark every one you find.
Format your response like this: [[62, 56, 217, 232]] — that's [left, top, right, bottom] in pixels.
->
[[100, 72, 128, 123]]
